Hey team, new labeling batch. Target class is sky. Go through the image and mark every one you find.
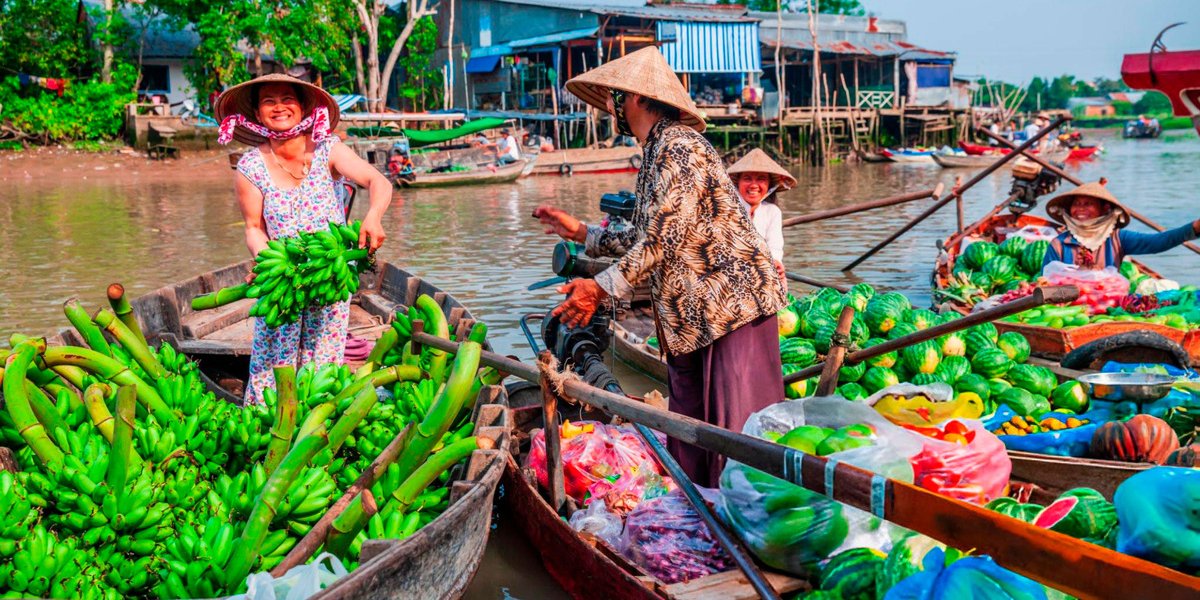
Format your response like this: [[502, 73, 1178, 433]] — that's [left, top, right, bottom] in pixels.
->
[[865, 0, 1200, 84]]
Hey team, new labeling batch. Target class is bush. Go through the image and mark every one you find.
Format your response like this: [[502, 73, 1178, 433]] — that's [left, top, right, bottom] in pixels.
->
[[0, 64, 136, 143]]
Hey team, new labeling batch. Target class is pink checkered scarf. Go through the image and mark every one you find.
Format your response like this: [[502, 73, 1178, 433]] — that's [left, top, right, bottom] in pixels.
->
[[218, 106, 330, 145]]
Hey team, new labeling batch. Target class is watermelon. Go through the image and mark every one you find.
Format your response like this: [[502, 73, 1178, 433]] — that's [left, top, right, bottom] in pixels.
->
[[887, 322, 919, 341], [954, 373, 991, 402], [818, 547, 886, 600], [972, 322, 999, 343], [780, 338, 818, 367], [812, 324, 838, 355], [904, 308, 938, 330], [1021, 240, 1050, 275], [969, 270, 994, 291], [1050, 380, 1089, 413], [962, 240, 1000, 269], [848, 318, 870, 348], [778, 306, 801, 337], [997, 279, 1025, 293], [861, 366, 901, 394], [971, 347, 1013, 378], [981, 255, 1019, 285], [1033, 491, 1118, 540], [996, 331, 1032, 363], [814, 287, 846, 317], [912, 372, 943, 386], [996, 387, 1048, 417], [999, 235, 1029, 258], [876, 291, 912, 314], [1007, 364, 1057, 397], [863, 296, 904, 336], [936, 355, 972, 384], [985, 497, 1042, 522], [901, 341, 941, 374], [844, 282, 876, 312], [940, 331, 967, 357], [839, 361, 866, 384], [862, 338, 897, 369], [964, 329, 997, 357], [875, 532, 943, 598], [782, 365, 813, 399], [800, 309, 836, 339], [837, 382, 868, 401], [987, 378, 1013, 397]]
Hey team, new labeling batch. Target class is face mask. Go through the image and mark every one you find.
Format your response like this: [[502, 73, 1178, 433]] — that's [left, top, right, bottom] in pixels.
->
[[610, 89, 633, 137]]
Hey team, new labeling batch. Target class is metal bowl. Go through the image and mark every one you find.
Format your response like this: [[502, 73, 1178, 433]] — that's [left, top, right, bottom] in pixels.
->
[[1077, 372, 1175, 403]]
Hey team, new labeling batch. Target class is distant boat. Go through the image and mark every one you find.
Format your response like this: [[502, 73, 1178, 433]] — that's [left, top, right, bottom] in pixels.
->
[[881, 147, 937, 163], [1123, 119, 1163, 139]]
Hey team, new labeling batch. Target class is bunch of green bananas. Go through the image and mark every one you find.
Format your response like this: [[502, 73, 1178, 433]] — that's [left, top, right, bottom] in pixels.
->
[[157, 517, 236, 599], [0, 472, 36, 558], [0, 525, 86, 599]]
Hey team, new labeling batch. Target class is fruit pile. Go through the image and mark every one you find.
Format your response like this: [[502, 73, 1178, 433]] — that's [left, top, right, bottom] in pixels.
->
[[191, 221, 372, 328], [763, 424, 876, 455], [1004, 288, 1200, 331], [985, 488, 1118, 548], [992, 414, 1090, 436], [0, 290, 496, 599], [935, 237, 1049, 305]]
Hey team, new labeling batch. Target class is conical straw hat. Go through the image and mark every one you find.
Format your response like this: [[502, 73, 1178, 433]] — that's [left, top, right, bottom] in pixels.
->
[[1045, 181, 1130, 228], [566, 47, 706, 132], [214, 73, 340, 146], [727, 149, 797, 190]]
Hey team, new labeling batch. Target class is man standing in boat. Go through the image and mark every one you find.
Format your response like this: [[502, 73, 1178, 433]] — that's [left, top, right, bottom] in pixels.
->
[[532, 48, 787, 487]]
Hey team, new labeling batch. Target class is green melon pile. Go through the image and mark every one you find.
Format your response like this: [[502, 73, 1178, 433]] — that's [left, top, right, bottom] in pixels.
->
[[937, 239, 1049, 306]]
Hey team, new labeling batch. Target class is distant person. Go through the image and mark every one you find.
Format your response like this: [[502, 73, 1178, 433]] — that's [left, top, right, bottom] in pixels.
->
[[726, 148, 795, 281], [495, 127, 521, 165], [1041, 181, 1200, 271]]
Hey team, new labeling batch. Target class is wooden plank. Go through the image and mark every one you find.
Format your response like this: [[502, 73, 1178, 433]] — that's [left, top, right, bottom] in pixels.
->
[[181, 299, 254, 339], [177, 338, 252, 356], [665, 571, 809, 600], [1008, 451, 1150, 499], [357, 292, 397, 320]]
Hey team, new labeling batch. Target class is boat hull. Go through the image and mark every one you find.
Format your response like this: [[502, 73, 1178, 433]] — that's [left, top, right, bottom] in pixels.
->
[[399, 158, 530, 188], [529, 146, 642, 176]]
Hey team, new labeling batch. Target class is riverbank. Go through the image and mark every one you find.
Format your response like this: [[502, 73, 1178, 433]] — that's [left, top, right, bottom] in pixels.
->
[[0, 145, 230, 185]]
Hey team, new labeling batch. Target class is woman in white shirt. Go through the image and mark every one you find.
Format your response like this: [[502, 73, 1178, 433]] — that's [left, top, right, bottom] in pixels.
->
[[727, 149, 796, 280]]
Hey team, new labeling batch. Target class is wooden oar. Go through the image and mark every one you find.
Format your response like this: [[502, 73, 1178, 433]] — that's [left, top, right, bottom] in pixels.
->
[[841, 115, 1070, 272], [784, 272, 848, 292], [781, 183, 945, 228], [941, 192, 1022, 255], [409, 331, 1200, 600], [783, 284, 1079, 385], [815, 306, 855, 396], [977, 126, 1200, 257]]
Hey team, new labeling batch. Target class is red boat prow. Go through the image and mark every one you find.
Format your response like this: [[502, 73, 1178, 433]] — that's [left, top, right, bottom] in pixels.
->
[[959, 142, 1098, 161], [1121, 24, 1200, 134]]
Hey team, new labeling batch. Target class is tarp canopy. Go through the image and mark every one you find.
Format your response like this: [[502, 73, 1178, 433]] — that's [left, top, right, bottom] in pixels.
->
[[346, 117, 509, 146], [657, 21, 760, 73]]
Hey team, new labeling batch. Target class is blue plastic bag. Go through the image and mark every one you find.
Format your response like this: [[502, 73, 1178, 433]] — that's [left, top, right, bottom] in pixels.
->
[[885, 548, 1048, 600], [983, 406, 1110, 457], [1114, 467, 1200, 571]]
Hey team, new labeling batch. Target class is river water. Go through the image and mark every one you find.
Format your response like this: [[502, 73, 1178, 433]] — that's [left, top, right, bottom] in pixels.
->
[[1, 128, 1196, 597]]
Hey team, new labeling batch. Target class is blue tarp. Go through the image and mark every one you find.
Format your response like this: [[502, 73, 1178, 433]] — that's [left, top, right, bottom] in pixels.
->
[[657, 21, 760, 73], [465, 55, 502, 74]]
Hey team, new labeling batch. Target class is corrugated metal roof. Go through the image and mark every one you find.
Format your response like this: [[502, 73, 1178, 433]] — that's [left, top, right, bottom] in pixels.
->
[[760, 30, 954, 60], [658, 21, 760, 73], [491, 0, 755, 22]]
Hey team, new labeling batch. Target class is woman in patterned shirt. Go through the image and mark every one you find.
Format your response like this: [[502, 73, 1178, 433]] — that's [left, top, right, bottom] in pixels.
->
[[533, 48, 787, 486]]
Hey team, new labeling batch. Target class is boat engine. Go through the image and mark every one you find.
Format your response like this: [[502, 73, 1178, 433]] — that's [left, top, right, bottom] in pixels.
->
[[1007, 160, 1062, 214]]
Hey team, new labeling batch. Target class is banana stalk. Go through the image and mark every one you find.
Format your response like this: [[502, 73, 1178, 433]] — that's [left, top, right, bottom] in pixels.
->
[[328, 365, 420, 408], [42, 382, 81, 410], [48, 364, 87, 390], [41, 346, 174, 425], [414, 295, 450, 382], [108, 385, 137, 494], [23, 380, 70, 439], [467, 321, 488, 345], [64, 298, 114, 357], [325, 385, 379, 457], [191, 283, 250, 311], [355, 328, 400, 378], [2, 341, 64, 467], [107, 283, 148, 349], [84, 383, 116, 442], [93, 308, 166, 381], [383, 437, 477, 516], [223, 429, 329, 589], [391, 342, 480, 488], [263, 367, 298, 476]]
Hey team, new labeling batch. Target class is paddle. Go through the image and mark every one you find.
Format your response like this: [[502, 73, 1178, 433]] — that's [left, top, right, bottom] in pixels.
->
[[784, 271, 848, 292], [780, 183, 945, 229], [976, 126, 1200, 257], [410, 330, 1200, 600], [841, 115, 1070, 272], [782, 284, 1080, 385]]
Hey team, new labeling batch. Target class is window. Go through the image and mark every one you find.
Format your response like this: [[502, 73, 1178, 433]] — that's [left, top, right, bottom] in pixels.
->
[[915, 63, 951, 88], [139, 65, 170, 93]]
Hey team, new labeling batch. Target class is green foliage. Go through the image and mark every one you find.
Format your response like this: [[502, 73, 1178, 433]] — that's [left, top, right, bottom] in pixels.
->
[[0, 64, 138, 142], [395, 15, 443, 111], [1134, 91, 1173, 115], [0, 0, 95, 76], [718, 0, 863, 14]]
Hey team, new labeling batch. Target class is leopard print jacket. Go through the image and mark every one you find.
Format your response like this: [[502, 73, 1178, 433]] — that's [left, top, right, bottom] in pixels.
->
[[587, 119, 787, 356]]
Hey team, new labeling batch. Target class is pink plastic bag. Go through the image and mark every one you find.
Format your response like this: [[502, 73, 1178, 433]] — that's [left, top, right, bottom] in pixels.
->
[[525, 421, 662, 506], [905, 419, 1011, 504], [619, 490, 734, 584], [1042, 261, 1129, 315]]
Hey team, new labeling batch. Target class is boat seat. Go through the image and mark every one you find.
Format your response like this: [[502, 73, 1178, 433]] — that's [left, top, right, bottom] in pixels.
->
[[181, 298, 254, 339]]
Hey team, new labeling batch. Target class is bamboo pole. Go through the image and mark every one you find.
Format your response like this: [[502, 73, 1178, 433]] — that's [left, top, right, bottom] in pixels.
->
[[782, 184, 943, 228], [815, 306, 855, 396], [536, 352, 566, 514], [784, 272, 847, 292], [409, 331, 1200, 600], [841, 115, 1069, 271]]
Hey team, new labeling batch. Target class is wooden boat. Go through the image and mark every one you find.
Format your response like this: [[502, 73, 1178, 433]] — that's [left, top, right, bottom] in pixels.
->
[[529, 146, 642, 176], [1121, 24, 1200, 136], [43, 260, 508, 599], [880, 147, 937, 163], [501, 383, 811, 599], [959, 141, 1100, 161], [932, 211, 1200, 365], [397, 158, 531, 188], [932, 153, 1012, 169]]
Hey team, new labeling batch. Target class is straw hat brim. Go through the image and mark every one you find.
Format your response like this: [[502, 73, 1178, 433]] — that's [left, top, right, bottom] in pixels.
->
[[727, 149, 797, 190], [565, 47, 707, 133], [214, 73, 340, 146], [1045, 182, 1131, 228]]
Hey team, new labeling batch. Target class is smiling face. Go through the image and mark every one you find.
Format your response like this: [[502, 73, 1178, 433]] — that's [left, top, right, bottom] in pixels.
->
[[737, 172, 773, 207], [254, 83, 306, 132], [1068, 196, 1112, 221]]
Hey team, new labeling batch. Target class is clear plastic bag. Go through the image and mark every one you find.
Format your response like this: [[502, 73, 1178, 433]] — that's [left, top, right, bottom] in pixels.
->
[[525, 421, 662, 506], [1008, 225, 1059, 243], [865, 383, 986, 427], [567, 499, 624, 548], [905, 419, 1011, 504], [1042, 261, 1129, 314], [586, 469, 675, 517], [243, 552, 349, 600], [719, 397, 924, 576], [1114, 467, 1200, 570], [619, 490, 734, 584]]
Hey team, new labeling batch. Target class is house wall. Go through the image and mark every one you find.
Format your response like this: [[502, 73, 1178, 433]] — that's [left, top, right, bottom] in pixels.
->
[[140, 59, 193, 106]]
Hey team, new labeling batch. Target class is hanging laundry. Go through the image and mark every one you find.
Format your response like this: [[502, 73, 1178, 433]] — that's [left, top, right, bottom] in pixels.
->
[[17, 73, 31, 87], [42, 78, 66, 97]]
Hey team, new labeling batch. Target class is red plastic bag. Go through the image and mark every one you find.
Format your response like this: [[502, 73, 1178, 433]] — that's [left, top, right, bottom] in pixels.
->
[[1042, 261, 1129, 315], [525, 420, 663, 506], [905, 419, 1012, 504], [619, 490, 735, 584]]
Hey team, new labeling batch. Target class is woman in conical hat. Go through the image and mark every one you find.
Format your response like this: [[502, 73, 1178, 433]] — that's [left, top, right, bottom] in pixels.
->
[[727, 149, 796, 280], [531, 47, 787, 486], [1040, 180, 1198, 273], [215, 73, 393, 404]]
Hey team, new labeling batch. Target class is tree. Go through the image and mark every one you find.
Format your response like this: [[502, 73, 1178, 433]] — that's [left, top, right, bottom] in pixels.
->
[[351, 0, 437, 112], [1133, 90, 1172, 115], [718, 0, 863, 14], [0, 0, 95, 76]]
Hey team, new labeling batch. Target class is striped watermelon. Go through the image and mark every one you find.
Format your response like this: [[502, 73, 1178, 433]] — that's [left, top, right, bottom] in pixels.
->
[[863, 338, 897, 369], [971, 347, 1014, 378], [962, 240, 1000, 269], [887, 322, 919, 341], [780, 338, 817, 367], [985, 497, 1043, 522], [861, 366, 900, 394], [996, 331, 1032, 363], [800, 309, 836, 339], [1021, 240, 1051, 275], [964, 329, 996, 357], [982, 255, 1019, 285], [1000, 235, 1029, 258], [1037, 488, 1118, 540], [837, 382, 868, 401], [876, 532, 943, 598], [839, 361, 866, 384], [818, 547, 886, 600], [901, 341, 941, 374]]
